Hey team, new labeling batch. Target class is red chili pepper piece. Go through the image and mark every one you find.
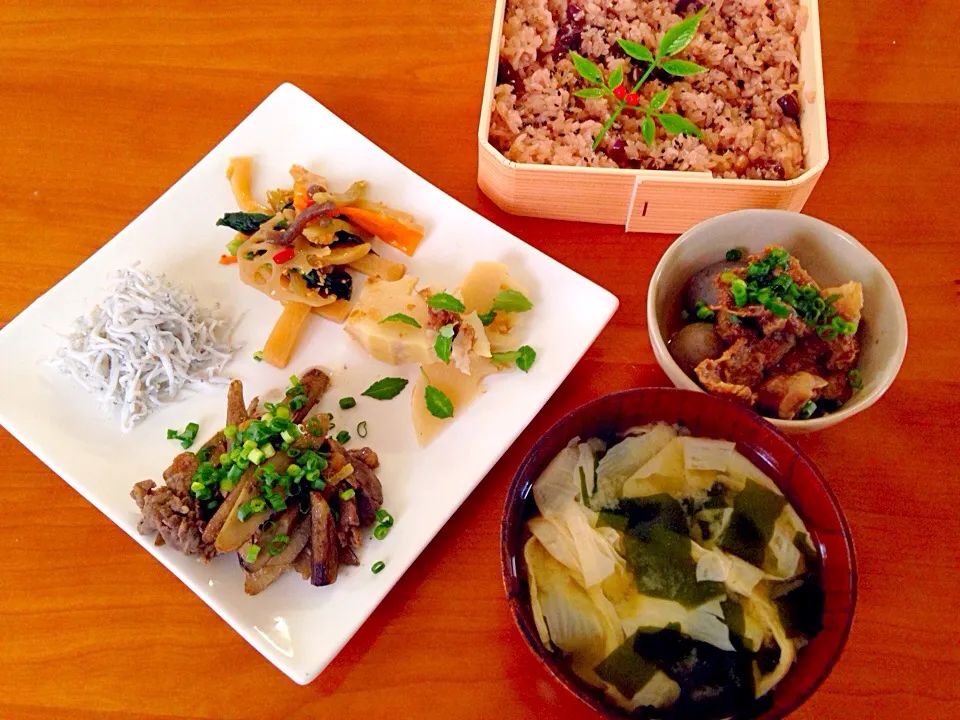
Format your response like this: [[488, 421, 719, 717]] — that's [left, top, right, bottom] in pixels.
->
[[272, 247, 295, 264], [613, 85, 627, 100], [625, 92, 640, 106]]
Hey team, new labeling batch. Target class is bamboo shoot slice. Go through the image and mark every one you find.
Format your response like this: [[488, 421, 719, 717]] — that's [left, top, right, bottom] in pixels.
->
[[262, 302, 313, 368]]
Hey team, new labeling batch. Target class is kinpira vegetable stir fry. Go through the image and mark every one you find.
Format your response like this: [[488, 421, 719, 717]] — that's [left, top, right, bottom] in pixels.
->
[[524, 423, 823, 717], [669, 245, 864, 420], [131, 370, 391, 595], [217, 157, 423, 368]]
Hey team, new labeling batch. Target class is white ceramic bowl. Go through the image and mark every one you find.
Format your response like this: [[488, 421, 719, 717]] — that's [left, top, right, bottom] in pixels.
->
[[647, 209, 908, 433]]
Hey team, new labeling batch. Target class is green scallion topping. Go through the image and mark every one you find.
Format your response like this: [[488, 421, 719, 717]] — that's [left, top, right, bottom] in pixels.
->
[[725, 248, 742, 261], [371, 561, 386, 574], [848, 369, 863, 390], [375, 509, 394, 527], [253, 351, 263, 362], [245, 544, 261, 563], [798, 400, 817, 420], [267, 535, 290, 556], [336, 430, 351, 445], [374, 524, 390, 540], [166, 422, 200, 449], [340, 488, 356, 501], [357, 421, 368, 438], [339, 396, 357, 410]]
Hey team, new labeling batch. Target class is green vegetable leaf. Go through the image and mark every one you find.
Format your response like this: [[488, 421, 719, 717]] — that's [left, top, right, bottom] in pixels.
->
[[595, 632, 658, 700], [434, 323, 455, 364], [379, 313, 421, 328], [660, 58, 707, 76], [649, 89, 670, 111], [361, 377, 409, 400], [491, 289, 533, 313], [478, 309, 496, 326], [424, 384, 454, 419], [641, 115, 656, 145], [657, 112, 703, 138], [569, 51, 604, 85], [516, 345, 536, 372], [491, 345, 536, 371], [427, 292, 465, 313], [617, 38, 654, 63], [573, 88, 606, 99], [216, 212, 273, 235], [657, 6, 708, 59], [607, 64, 624, 90]]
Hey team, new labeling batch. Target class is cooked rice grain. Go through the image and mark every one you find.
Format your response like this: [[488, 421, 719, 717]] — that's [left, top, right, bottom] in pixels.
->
[[491, 0, 808, 179]]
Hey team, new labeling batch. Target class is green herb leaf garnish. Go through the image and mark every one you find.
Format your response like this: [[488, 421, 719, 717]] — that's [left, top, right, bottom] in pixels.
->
[[424, 384, 454, 419], [490, 345, 537, 372], [427, 293, 465, 313], [491, 289, 533, 313], [478, 309, 496, 326], [361, 377, 409, 400], [380, 312, 421, 328], [570, 9, 708, 150], [649, 89, 670, 111], [434, 323, 456, 364]]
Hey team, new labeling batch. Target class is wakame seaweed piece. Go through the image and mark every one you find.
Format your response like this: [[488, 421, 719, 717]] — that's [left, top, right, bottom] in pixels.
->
[[755, 636, 782, 675], [597, 510, 629, 533], [623, 527, 724, 608], [323, 268, 353, 300], [216, 211, 273, 235], [769, 572, 825, 640], [793, 530, 822, 571], [718, 479, 787, 568], [618, 493, 689, 538], [331, 230, 365, 248], [720, 596, 747, 649], [632, 626, 756, 719], [594, 631, 659, 700]]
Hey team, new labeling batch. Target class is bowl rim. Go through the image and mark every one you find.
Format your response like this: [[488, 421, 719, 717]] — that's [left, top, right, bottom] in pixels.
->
[[500, 386, 858, 720], [645, 208, 908, 431]]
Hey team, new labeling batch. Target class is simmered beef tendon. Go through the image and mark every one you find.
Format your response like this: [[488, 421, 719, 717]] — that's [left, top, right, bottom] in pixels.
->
[[776, 336, 828, 375], [754, 334, 796, 367], [131, 480, 216, 559], [821, 372, 854, 404], [757, 372, 829, 419], [695, 339, 761, 406], [715, 310, 755, 344], [161, 453, 198, 496], [825, 333, 860, 372], [821, 281, 863, 324]]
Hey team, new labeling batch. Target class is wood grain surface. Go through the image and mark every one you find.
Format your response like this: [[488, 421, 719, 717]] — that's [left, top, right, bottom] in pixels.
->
[[1, 2, 958, 719]]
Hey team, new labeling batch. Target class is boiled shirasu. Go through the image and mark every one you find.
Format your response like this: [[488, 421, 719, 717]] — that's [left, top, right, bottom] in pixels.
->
[[52, 267, 239, 430]]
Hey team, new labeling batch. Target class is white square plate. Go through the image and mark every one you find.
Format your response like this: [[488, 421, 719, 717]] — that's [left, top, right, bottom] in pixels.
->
[[0, 83, 618, 684]]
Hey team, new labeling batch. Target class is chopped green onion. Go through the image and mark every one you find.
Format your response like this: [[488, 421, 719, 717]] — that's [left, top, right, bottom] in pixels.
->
[[219, 478, 235, 495], [725, 248, 742, 261], [267, 535, 290, 556], [339, 397, 357, 410], [719, 271, 738, 284], [848, 369, 863, 389], [243, 439, 258, 451], [261, 443, 276, 459], [818, 326, 838, 341], [798, 401, 817, 420], [226, 235, 246, 256], [166, 422, 200, 449], [371, 561, 385, 574], [336, 430, 351, 445], [730, 278, 748, 307], [190, 481, 205, 494], [253, 351, 263, 362], [219, 453, 231, 467], [357, 421, 368, 438], [280, 429, 295, 444], [340, 488, 356, 501], [375, 509, 394, 527], [245, 544, 261, 563], [249, 497, 267, 513], [287, 464, 302, 476], [311, 477, 326, 491], [227, 463, 244, 482], [275, 405, 291, 420], [374, 524, 390, 540], [261, 412, 274, 424], [224, 424, 237, 439], [266, 494, 286, 512], [247, 448, 265, 465], [694, 301, 715, 322]]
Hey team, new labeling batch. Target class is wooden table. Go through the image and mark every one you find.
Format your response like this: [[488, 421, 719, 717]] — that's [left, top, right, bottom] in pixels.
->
[[2, 2, 958, 718]]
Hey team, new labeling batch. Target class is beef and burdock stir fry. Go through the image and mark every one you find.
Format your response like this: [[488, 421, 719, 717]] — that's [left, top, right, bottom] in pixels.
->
[[669, 246, 865, 420], [131, 369, 388, 594]]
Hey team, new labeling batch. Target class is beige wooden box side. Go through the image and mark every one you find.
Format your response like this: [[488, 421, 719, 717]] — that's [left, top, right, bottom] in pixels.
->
[[477, 0, 829, 233]]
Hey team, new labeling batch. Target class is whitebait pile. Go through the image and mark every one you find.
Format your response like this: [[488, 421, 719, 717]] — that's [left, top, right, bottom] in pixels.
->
[[53, 267, 239, 430]]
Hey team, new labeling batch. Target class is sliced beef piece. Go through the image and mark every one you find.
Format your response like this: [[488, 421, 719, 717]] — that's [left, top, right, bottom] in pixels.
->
[[310, 492, 339, 586], [131, 480, 216, 559], [757, 372, 828, 420], [162, 453, 199, 496], [776, 335, 828, 375], [753, 333, 796, 367], [714, 309, 755, 344], [347, 451, 384, 525], [351, 446, 380, 470], [290, 368, 331, 423]]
